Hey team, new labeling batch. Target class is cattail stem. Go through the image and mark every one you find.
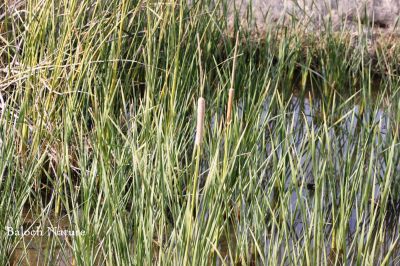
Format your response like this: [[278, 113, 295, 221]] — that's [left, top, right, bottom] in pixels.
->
[[185, 97, 206, 263], [226, 88, 234, 124], [195, 97, 205, 146]]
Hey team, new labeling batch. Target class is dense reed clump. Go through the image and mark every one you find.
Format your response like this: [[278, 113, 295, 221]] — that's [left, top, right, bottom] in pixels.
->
[[0, 0, 399, 265]]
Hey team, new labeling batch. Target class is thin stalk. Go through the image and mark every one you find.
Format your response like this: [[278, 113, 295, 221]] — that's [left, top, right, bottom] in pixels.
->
[[226, 32, 239, 125]]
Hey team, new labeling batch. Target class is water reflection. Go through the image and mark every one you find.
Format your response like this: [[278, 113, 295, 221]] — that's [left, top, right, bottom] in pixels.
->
[[208, 94, 399, 264]]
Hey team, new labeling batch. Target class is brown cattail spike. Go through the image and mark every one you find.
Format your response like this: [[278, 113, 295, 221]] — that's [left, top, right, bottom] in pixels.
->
[[226, 88, 234, 124], [195, 97, 205, 146]]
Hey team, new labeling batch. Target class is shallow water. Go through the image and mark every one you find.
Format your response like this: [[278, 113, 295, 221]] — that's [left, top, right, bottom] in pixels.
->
[[206, 94, 400, 264], [10, 208, 75, 265]]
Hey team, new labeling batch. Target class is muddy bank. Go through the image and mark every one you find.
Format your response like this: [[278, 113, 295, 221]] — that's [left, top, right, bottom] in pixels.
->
[[217, 0, 400, 35]]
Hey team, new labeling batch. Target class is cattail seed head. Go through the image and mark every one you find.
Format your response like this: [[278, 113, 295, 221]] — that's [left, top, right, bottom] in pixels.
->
[[226, 88, 235, 124], [195, 97, 205, 146]]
